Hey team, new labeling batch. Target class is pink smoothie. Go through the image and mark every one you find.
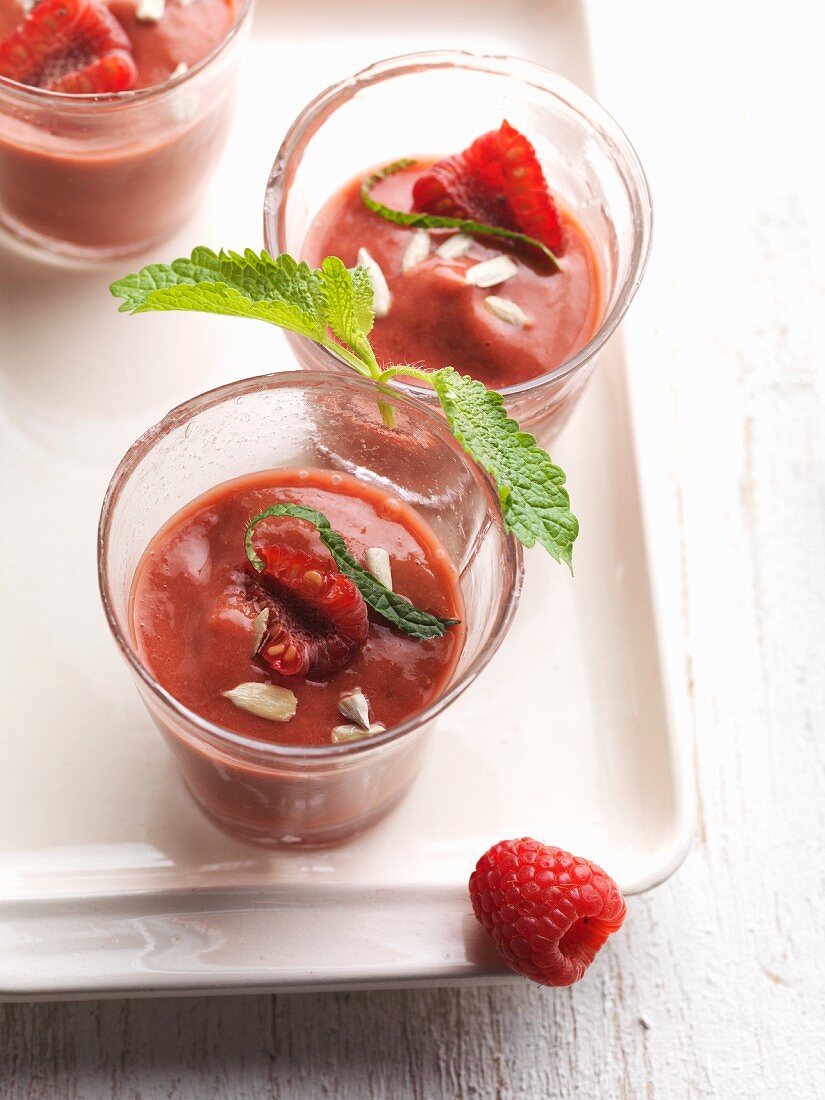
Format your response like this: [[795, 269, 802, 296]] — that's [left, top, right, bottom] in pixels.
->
[[131, 467, 466, 749], [0, 0, 245, 254], [304, 162, 603, 391]]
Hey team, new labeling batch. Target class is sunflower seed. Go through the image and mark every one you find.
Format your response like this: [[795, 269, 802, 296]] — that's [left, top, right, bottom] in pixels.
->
[[338, 689, 371, 730], [365, 546, 393, 591], [402, 230, 431, 272], [170, 62, 189, 79], [331, 723, 386, 744], [136, 0, 165, 23], [357, 248, 392, 317], [436, 233, 474, 260], [483, 296, 532, 328], [250, 607, 270, 656], [223, 682, 297, 722], [465, 254, 518, 288]]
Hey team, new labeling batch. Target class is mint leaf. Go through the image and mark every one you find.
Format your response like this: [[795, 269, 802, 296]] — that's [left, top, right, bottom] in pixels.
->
[[318, 256, 375, 342], [361, 160, 561, 272], [318, 256, 376, 363], [245, 503, 458, 639], [111, 248, 330, 342], [111, 247, 384, 377], [429, 368, 578, 569]]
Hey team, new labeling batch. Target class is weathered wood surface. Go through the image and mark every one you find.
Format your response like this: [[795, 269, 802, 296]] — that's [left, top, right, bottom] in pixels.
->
[[2, 1, 823, 1096]]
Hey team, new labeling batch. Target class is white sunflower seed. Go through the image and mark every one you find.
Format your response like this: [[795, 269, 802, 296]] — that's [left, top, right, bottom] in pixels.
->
[[250, 608, 270, 656], [357, 248, 392, 318], [465, 254, 518, 288], [135, 0, 165, 23], [436, 233, 474, 260], [331, 723, 386, 744], [402, 230, 430, 272], [338, 689, 371, 731], [365, 546, 393, 591], [483, 296, 532, 328], [223, 682, 297, 722], [170, 62, 189, 79]]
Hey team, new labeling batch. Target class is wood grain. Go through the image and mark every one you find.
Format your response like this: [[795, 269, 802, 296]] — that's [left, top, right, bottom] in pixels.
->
[[2, 1, 824, 1096]]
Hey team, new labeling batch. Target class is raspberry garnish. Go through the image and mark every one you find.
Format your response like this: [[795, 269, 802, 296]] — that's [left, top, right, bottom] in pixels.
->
[[413, 121, 566, 255], [469, 838, 626, 986], [0, 0, 137, 94], [245, 544, 369, 679]]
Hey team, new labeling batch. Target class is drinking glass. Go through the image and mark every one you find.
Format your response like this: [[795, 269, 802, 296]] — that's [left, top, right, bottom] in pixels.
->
[[0, 0, 253, 260], [264, 50, 652, 444], [99, 371, 523, 845]]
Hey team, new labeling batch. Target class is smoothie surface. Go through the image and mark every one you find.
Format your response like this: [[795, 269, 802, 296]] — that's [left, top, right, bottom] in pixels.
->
[[304, 161, 603, 390], [131, 469, 465, 747]]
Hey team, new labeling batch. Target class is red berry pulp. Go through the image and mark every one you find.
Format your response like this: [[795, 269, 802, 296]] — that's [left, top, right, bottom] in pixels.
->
[[248, 543, 369, 679], [131, 468, 465, 747], [304, 161, 602, 391], [413, 121, 566, 255], [0, 0, 235, 92]]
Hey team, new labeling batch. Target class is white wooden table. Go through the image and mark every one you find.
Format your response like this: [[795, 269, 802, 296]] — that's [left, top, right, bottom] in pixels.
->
[[2, 2, 823, 1095]]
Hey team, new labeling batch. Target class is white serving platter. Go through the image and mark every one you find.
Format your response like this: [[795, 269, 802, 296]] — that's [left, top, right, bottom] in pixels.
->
[[0, 0, 694, 999]]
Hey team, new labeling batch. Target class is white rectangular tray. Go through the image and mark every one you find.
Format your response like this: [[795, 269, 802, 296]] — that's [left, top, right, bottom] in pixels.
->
[[0, 0, 694, 999]]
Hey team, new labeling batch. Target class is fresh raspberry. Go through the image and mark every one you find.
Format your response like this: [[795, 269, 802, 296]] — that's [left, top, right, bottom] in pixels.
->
[[413, 120, 566, 255], [469, 839, 626, 986], [245, 544, 369, 678], [0, 0, 136, 94]]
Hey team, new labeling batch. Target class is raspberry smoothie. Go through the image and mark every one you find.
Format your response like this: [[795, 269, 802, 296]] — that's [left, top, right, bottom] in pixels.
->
[[131, 467, 465, 748], [305, 164, 601, 390], [0, 0, 250, 256]]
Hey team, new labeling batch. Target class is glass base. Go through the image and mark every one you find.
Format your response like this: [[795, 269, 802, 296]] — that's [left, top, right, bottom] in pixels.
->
[[186, 778, 414, 848]]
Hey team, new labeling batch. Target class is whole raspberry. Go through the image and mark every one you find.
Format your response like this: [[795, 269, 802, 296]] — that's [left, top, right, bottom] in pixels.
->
[[469, 839, 626, 986]]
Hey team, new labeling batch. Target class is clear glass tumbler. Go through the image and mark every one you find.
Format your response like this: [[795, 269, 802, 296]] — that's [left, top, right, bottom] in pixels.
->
[[264, 50, 652, 444], [0, 0, 253, 260], [98, 371, 523, 846]]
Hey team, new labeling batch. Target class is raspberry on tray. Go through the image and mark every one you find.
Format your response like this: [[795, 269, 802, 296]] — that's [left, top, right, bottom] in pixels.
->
[[470, 838, 627, 986]]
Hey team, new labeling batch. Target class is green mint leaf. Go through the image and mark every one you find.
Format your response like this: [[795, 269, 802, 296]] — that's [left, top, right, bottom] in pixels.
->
[[318, 256, 376, 363], [110, 248, 329, 342], [245, 503, 459, 640], [110, 248, 381, 377], [361, 160, 561, 272], [319, 256, 375, 342], [429, 368, 578, 569]]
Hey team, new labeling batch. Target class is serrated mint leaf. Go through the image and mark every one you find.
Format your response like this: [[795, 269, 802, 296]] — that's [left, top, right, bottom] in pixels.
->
[[361, 160, 561, 271], [245, 504, 458, 639], [430, 368, 578, 569], [110, 248, 329, 342], [318, 256, 375, 359]]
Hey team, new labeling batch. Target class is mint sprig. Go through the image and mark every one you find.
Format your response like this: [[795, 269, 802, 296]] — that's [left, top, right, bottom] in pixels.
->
[[360, 160, 561, 272], [429, 369, 577, 567], [111, 247, 578, 570], [245, 503, 458, 639]]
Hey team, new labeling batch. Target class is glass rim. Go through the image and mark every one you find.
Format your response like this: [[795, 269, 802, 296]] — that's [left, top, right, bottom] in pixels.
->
[[0, 0, 254, 110], [264, 48, 654, 400], [98, 369, 525, 762]]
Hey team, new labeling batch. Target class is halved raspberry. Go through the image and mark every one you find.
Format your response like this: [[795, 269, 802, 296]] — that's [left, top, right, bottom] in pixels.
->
[[244, 544, 369, 679], [469, 839, 626, 986], [0, 0, 136, 94], [413, 120, 566, 255]]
